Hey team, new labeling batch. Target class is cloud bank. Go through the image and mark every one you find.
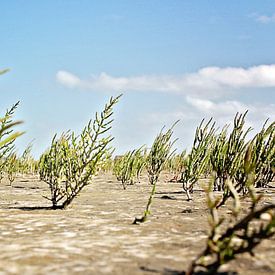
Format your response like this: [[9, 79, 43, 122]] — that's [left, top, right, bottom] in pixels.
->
[[186, 97, 251, 116], [186, 96, 275, 124], [144, 97, 275, 126], [56, 64, 275, 96]]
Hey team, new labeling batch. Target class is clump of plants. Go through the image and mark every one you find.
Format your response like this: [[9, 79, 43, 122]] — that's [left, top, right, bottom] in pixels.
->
[[113, 146, 146, 189], [246, 120, 274, 188], [166, 150, 186, 182], [214, 116, 274, 208], [39, 95, 121, 209], [5, 153, 18, 185], [180, 118, 215, 200], [133, 122, 177, 224], [98, 149, 114, 174], [18, 142, 38, 175], [186, 147, 275, 274], [211, 112, 251, 192]]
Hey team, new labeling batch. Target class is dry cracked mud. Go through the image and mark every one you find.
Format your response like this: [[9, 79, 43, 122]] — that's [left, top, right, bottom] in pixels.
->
[[0, 173, 274, 275]]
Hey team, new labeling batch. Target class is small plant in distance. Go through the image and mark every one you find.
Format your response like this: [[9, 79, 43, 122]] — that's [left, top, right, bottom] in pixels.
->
[[6, 152, 18, 185], [186, 147, 275, 275], [133, 122, 177, 224], [113, 146, 146, 189], [166, 150, 186, 182], [39, 95, 121, 209], [18, 142, 37, 175]]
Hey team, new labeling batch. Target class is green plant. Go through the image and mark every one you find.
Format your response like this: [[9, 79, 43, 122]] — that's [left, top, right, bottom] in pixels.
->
[[135, 147, 147, 183], [0, 70, 23, 180], [166, 150, 187, 182], [6, 152, 18, 185], [18, 142, 38, 175], [215, 118, 274, 208], [113, 146, 146, 189], [249, 120, 274, 188], [133, 123, 177, 224], [98, 149, 114, 174], [0, 101, 24, 158], [187, 148, 275, 275], [211, 112, 251, 192], [39, 95, 121, 209], [0, 73, 24, 179], [114, 151, 134, 189], [180, 118, 215, 200]]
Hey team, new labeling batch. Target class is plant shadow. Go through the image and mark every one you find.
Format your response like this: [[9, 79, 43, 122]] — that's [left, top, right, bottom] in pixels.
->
[[12, 185, 40, 190], [8, 206, 54, 211], [156, 191, 184, 195], [140, 266, 238, 275]]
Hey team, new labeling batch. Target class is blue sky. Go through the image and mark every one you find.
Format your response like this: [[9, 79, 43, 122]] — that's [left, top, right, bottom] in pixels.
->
[[1, 1, 275, 158]]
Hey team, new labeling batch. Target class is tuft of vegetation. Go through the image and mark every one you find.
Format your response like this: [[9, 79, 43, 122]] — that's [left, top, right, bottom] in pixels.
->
[[0, 101, 24, 161], [39, 95, 121, 209], [214, 115, 274, 208], [18, 142, 38, 175], [113, 146, 146, 189], [180, 118, 215, 200], [0, 70, 24, 181], [248, 120, 274, 188], [166, 150, 187, 182], [133, 122, 177, 224], [211, 112, 251, 192]]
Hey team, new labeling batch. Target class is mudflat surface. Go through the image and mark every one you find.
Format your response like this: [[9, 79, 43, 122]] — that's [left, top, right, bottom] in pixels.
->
[[0, 173, 274, 275]]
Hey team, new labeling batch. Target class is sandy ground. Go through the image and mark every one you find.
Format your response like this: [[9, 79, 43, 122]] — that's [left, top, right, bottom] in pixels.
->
[[0, 173, 274, 275]]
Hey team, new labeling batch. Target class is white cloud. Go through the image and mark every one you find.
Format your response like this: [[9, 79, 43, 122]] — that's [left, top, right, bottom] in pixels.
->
[[56, 71, 81, 88], [186, 96, 275, 128], [255, 13, 275, 23], [56, 64, 275, 96], [186, 97, 251, 115]]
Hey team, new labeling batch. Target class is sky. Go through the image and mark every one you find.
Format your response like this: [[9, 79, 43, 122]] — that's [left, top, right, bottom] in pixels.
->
[[1, 0, 275, 158]]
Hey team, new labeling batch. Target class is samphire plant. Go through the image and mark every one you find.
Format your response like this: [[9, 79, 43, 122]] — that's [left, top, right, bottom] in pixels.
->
[[133, 122, 177, 224], [186, 147, 275, 275], [166, 150, 186, 182], [180, 118, 215, 200], [0, 102, 24, 178], [98, 149, 114, 174], [0, 102, 23, 147], [113, 146, 146, 189], [18, 142, 38, 175], [216, 118, 274, 208], [247, 120, 274, 188], [39, 95, 121, 209], [0, 70, 24, 180], [0, 69, 23, 147], [5, 152, 18, 185], [211, 112, 251, 192]]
